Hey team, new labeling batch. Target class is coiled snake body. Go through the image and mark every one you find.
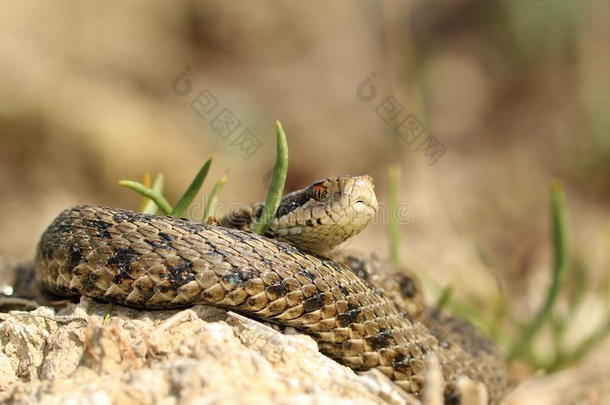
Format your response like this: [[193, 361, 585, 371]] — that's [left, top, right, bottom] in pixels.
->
[[35, 175, 507, 403]]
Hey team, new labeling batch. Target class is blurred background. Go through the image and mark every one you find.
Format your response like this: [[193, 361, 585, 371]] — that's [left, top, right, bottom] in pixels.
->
[[1, 0, 609, 392]]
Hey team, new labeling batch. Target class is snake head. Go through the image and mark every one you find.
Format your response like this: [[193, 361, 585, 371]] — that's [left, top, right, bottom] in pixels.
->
[[267, 175, 378, 254]]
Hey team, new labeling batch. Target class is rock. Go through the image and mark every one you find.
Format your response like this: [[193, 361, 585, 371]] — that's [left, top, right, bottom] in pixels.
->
[[0, 297, 415, 405]]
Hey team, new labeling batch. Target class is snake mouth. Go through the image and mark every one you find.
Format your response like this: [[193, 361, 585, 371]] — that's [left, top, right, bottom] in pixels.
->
[[353, 199, 374, 210], [351, 194, 378, 213]]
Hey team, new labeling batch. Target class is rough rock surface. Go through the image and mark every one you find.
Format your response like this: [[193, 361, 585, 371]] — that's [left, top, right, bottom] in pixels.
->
[[0, 297, 416, 405]]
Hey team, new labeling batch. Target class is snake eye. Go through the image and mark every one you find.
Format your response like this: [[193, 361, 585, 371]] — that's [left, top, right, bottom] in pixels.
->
[[312, 185, 326, 201]]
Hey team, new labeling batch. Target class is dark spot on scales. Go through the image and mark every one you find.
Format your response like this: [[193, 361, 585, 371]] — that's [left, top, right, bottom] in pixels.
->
[[337, 303, 362, 327], [223, 273, 241, 287], [303, 292, 324, 312], [113, 212, 129, 223], [366, 328, 394, 350], [145, 239, 172, 250], [82, 272, 99, 292], [112, 271, 132, 284], [84, 220, 112, 239], [208, 244, 228, 259], [338, 285, 350, 296], [67, 243, 83, 268], [167, 258, 195, 286], [393, 353, 411, 372], [40, 242, 55, 260], [275, 202, 297, 218], [222, 269, 256, 287], [113, 210, 143, 223], [107, 246, 139, 272], [258, 256, 274, 268], [239, 271, 257, 281], [296, 270, 316, 282], [418, 343, 429, 355], [158, 232, 175, 241], [275, 192, 312, 218], [57, 224, 72, 234], [266, 282, 288, 298]]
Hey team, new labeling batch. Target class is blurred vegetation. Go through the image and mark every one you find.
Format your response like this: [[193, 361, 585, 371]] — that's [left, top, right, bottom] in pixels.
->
[[389, 174, 610, 373]]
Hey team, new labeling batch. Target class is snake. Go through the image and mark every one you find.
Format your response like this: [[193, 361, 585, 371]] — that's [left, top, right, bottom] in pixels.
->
[[35, 175, 507, 403]]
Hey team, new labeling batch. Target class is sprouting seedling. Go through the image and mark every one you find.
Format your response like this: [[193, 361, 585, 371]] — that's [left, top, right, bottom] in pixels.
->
[[141, 174, 165, 215], [435, 286, 453, 312], [252, 120, 289, 235], [118, 158, 212, 217], [172, 158, 213, 218], [508, 182, 569, 361], [117, 120, 288, 232]]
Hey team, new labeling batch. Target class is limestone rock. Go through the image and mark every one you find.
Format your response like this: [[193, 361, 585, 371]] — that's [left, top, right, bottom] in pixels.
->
[[0, 297, 413, 405]]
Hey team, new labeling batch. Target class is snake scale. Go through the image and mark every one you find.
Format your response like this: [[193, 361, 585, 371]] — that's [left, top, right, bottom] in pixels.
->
[[35, 175, 507, 403]]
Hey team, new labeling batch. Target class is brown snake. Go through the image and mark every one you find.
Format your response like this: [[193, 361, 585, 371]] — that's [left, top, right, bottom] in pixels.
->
[[35, 175, 507, 403]]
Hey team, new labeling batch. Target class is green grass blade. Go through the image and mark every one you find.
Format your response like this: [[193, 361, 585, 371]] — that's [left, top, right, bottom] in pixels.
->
[[566, 258, 588, 318], [488, 296, 508, 342], [388, 164, 401, 266], [171, 158, 212, 218], [142, 174, 165, 215], [203, 174, 229, 222], [551, 320, 610, 371], [446, 298, 495, 341], [253, 120, 288, 234], [545, 266, 610, 369], [435, 285, 453, 311], [119, 180, 173, 215], [103, 303, 114, 325], [508, 182, 569, 360]]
